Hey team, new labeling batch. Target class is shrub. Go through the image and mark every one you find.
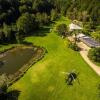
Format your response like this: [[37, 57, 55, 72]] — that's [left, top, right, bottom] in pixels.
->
[[91, 31, 100, 42], [56, 24, 68, 36], [88, 48, 100, 63], [68, 42, 79, 51]]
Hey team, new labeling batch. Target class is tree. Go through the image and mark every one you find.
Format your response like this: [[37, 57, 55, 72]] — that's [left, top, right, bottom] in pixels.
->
[[35, 12, 49, 26], [0, 0, 19, 25], [17, 13, 34, 34], [0, 29, 5, 43], [42, 13, 49, 24], [32, 0, 52, 13], [81, 11, 89, 22], [88, 47, 100, 63], [16, 32, 23, 44], [56, 24, 68, 36], [0, 74, 8, 95], [0, 13, 7, 24], [35, 12, 43, 26], [91, 31, 100, 42], [73, 29, 82, 39], [68, 41, 80, 51], [19, 5, 29, 14], [3, 23, 13, 42], [50, 9, 57, 21]]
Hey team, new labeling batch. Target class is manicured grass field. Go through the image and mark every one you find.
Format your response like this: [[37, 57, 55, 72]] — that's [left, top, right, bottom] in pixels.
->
[[9, 17, 100, 100]]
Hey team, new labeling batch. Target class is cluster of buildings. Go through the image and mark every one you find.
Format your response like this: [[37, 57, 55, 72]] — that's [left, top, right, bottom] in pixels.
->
[[69, 23, 100, 48]]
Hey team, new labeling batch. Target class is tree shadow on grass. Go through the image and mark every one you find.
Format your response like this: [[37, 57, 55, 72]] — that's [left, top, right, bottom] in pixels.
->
[[0, 90, 21, 100], [31, 27, 50, 37]]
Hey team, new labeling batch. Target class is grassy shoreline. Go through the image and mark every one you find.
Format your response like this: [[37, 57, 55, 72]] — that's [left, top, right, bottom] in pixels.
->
[[0, 44, 16, 53]]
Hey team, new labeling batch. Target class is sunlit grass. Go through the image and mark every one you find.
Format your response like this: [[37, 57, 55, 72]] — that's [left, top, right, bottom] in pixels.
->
[[9, 17, 100, 100]]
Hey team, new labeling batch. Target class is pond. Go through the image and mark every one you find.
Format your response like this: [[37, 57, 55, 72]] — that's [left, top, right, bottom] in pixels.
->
[[0, 47, 35, 75]]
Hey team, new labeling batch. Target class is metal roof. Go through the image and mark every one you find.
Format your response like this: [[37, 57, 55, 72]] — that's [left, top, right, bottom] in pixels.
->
[[69, 23, 83, 30], [80, 36, 100, 48]]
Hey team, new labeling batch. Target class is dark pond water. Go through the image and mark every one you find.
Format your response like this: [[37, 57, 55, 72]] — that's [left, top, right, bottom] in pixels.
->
[[0, 47, 34, 75]]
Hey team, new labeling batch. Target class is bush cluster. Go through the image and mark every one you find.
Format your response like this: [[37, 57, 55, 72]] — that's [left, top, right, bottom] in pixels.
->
[[68, 42, 79, 51], [88, 48, 100, 63]]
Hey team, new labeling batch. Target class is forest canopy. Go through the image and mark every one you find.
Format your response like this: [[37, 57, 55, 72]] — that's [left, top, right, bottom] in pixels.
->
[[0, 0, 100, 44]]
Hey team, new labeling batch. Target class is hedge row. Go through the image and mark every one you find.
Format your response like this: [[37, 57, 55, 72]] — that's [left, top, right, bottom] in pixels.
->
[[68, 41, 80, 51]]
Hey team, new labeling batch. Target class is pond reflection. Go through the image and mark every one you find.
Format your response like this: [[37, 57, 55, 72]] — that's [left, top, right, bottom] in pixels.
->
[[0, 47, 34, 75]]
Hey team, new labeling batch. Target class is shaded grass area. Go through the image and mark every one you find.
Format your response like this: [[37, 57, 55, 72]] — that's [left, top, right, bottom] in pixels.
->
[[9, 17, 100, 100], [0, 90, 20, 100], [31, 27, 51, 37]]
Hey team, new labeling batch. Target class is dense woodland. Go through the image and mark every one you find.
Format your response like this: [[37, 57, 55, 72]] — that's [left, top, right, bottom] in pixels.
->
[[0, 0, 100, 44]]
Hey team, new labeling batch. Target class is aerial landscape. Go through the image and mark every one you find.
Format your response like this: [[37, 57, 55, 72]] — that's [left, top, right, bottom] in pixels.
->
[[0, 0, 100, 100]]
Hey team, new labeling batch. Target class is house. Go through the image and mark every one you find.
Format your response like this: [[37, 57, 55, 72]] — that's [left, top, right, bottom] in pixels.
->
[[69, 23, 83, 31], [77, 34, 100, 48]]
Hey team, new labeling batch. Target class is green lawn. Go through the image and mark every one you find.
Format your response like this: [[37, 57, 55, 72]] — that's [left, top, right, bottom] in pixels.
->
[[9, 17, 100, 100]]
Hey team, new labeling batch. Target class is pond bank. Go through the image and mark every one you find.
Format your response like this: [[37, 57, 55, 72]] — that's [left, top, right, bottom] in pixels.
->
[[0, 45, 15, 54], [0, 45, 46, 86]]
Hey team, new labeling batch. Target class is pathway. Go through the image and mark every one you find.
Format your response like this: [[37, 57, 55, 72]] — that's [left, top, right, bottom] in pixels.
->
[[68, 36, 100, 76], [78, 42, 100, 76]]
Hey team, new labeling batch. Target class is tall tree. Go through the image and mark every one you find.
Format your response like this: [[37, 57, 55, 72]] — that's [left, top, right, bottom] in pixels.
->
[[17, 13, 35, 34], [50, 9, 57, 21], [3, 23, 13, 42]]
